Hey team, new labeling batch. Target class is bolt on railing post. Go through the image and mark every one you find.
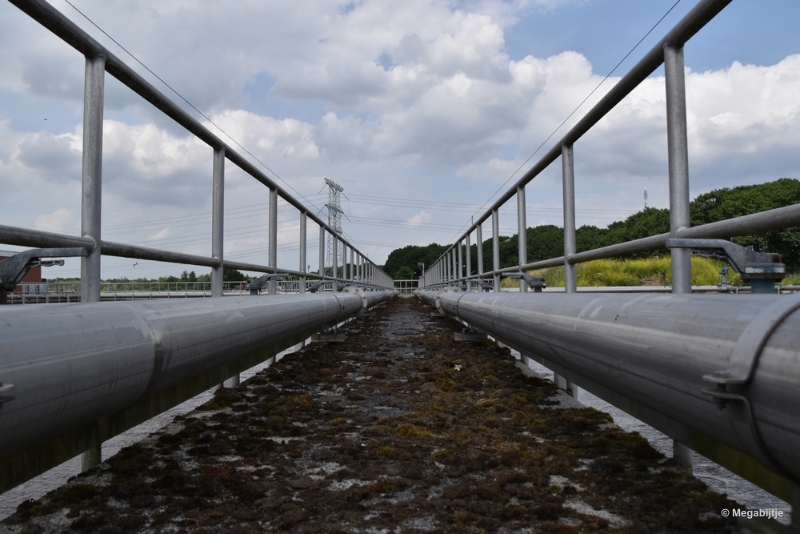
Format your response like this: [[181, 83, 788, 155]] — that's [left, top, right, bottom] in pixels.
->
[[211, 147, 225, 298], [492, 208, 500, 292], [562, 143, 577, 294], [665, 43, 692, 296], [665, 43, 693, 471], [79, 53, 105, 473], [268, 188, 278, 294], [299, 212, 307, 294], [319, 226, 325, 285], [80, 54, 105, 306], [517, 185, 528, 293]]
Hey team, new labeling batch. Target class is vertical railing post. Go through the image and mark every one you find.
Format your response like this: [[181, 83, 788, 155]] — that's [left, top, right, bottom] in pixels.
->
[[219, 155, 240, 388], [492, 209, 500, 293], [562, 144, 577, 294], [517, 185, 528, 293], [451, 248, 457, 285], [476, 224, 483, 287], [268, 188, 278, 294], [79, 53, 105, 473], [665, 42, 693, 471], [319, 226, 325, 286], [299, 212, 307, 294], [665, 43, 691, 295], [557, 143, 579, 397], [211, 147, 225, 298], [80, 54, 105, 306], [465, 233, 472, 292], [457, 240, 463, 289], [341, 243, 347, 283], [350, 247, 355, 282], [445, 252, 450, 284], [332, 237, 339, 285], [340, 243, 345, 282]]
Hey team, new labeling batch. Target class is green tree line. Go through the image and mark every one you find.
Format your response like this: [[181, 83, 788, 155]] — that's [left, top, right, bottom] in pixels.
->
[[382, 178, 800, 279]]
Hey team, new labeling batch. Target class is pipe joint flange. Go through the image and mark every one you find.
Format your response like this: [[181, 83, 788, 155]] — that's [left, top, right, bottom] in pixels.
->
[[434, 288, 458, 312], [344, 287, 368, 310]]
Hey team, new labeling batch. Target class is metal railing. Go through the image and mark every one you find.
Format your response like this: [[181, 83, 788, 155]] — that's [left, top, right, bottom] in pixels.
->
[[393, 279, 419, 295], [4, 281, 306, 303], [418, 0, 800, 516], [423, 0, 800, 293], [1, 0, 394, 300], [0, 0, 396, 490]]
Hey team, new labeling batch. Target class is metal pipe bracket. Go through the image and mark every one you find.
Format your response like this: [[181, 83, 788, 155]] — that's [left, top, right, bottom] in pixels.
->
[[502, 272, 546, 292], [666, 238, 785, 281], [703, 292, 800, 391], [0, 247, 87, 290]]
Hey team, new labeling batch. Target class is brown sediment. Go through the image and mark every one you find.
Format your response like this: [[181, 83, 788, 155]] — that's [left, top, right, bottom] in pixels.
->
[[2, 297, 738, 533]]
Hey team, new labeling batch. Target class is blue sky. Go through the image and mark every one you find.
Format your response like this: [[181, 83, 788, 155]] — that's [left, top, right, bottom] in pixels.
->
[[1, 0, 799, 280]]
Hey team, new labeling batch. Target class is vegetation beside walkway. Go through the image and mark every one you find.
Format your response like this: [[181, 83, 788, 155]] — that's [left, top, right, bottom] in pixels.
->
[[385, 178, 800, 280]]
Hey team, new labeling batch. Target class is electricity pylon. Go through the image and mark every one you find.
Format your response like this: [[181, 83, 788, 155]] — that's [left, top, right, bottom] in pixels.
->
[[324, 178, 344, 276]]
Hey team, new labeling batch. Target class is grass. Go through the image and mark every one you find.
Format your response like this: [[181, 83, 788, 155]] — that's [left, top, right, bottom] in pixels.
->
[[784, 272, 800, 285], [501, 256, 744, 288]]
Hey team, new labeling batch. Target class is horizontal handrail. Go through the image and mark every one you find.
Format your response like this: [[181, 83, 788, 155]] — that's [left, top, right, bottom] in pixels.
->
[[4, 0, 393, 289], [450, 203, 800, 281], [443, 0, 732, 250]]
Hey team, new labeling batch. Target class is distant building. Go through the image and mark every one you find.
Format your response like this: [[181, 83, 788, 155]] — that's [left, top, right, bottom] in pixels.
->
[[0, 250, 42, 293]]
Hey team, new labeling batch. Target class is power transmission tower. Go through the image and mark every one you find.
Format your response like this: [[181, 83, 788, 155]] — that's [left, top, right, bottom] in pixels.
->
[[324, 178, 345, 276]]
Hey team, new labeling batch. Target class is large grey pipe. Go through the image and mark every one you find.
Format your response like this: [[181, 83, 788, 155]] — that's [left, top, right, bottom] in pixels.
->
[[0, 291, 392, 457], [417, 290, 800, 485]]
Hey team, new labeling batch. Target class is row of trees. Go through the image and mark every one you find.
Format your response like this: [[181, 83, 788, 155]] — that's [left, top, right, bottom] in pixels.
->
[[96, 268, 251, 285], [382, 178, 800, 279]]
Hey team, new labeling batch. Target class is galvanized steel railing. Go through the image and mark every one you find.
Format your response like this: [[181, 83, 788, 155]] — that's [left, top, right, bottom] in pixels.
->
[[423, 0, 800, 293], [1, 0, 393, 300], [418, 0, 800, 516], [0, 0, 395, 492]]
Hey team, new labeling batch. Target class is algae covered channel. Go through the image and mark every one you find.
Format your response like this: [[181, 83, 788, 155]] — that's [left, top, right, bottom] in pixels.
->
[[2, 297, 741, 533]]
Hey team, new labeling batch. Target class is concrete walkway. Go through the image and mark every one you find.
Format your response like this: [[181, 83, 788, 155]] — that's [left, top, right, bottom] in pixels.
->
[[1, 297, 738, 533]]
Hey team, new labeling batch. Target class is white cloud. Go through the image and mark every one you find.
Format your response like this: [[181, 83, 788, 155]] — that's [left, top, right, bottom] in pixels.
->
[[146, 228, 170, 241], [34, 208, 73, 233], [408, 211, 432, 226], [1, 0, 798, 275]]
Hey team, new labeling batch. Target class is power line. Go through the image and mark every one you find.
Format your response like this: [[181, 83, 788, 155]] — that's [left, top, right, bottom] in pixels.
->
[[62, 1, 373, 256], [450, 0, 682, 242]]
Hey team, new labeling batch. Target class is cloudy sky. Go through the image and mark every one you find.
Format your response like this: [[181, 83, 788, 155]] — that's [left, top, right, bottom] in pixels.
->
[[1, 0, 799, 280]]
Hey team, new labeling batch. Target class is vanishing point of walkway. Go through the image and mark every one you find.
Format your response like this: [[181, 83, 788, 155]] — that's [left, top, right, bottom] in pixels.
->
[[2, 297, 737, 533]]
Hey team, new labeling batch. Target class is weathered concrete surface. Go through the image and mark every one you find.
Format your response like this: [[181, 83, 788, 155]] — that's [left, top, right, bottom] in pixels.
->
[[1, 297, 739, 533]]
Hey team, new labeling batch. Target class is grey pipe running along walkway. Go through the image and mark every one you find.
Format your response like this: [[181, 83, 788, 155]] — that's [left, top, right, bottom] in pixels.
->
[[1, 297, 749, 533]]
